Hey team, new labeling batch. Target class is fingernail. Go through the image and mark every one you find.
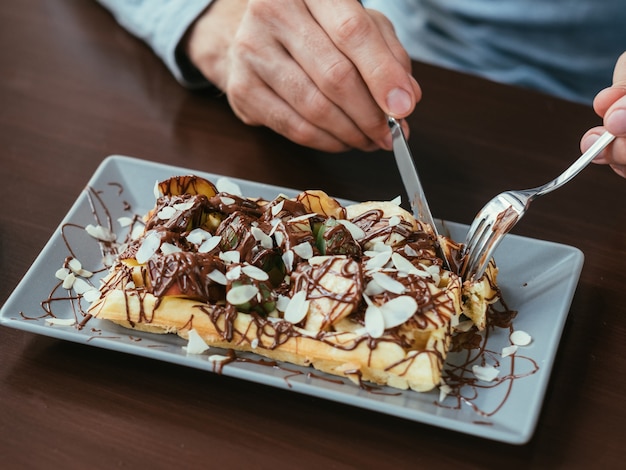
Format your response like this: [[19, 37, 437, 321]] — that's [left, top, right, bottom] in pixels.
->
[[386, 87, 412, 116], [606, 109, 626, 135]]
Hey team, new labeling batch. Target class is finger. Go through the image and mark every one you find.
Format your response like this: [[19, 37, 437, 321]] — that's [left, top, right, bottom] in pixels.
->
[[242, 36, 379, 150], [593, 87, 626, 117], [368, 9, 422, 102], [604, 94, 626, 137], [268, 0, 389, 147], [227, 69, 352, 152], [237, 0, 385, 149], [582, 127, 626, 166], [305, 0, 418, 118]]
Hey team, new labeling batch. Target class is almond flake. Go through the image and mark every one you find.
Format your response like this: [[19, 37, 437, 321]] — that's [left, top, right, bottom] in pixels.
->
[[131, 225, 144, 240], [274, 230, 285, 247], [365, 251, 392, 271], [62, 272, 76, 289], [364, 302, 385, 338], [510, 330, 532, 346], [226, 265, 242, 281], [226, 284, 259, 305], [292, 242, 314, 260], [371, 242, 392, 253], [284, 290, 309, 324], [282, 250, 295, 273], [388, 215, 401, 227], [271, 200, 285, 217], [82, 289, 101, 303], [250, 338, 259, 349], [337, 219, 365, 240], [380, 295, 417, 328], [219, 250, 240, 264], [288, 213, 317, 223], [371, 272, 406, 294], [85, 224, 116, 242], [185, 329, 210, 355], [472, 364, 500, 382], [276, 294, 290, 312], [173, 201, 195, 211], [72, 278, 94, 295], [391, 252, 418, 275], [403, 245, 419, 257], [390, 195, 402, 206], [216, 177, 242, 196], [220, 196, 236, 205], [251, 227, 273, 249], [438, 384, 452, 402], [208, 354, 230, 364], [502, 345, 518, 358], [364, 279, 386, 296], [45, 317, 76, 327], [68, 258, 83, 273], [55, 267, 70, 281], [160, 243, 181, 255], [337, 219, 366, 240], [308, 255, 333, 266], [187, 228, 211, 245], [118, 216, 134, 227], [198, 235, 221, 253], [157, 206, 177, 220], [135, 231, 161, 264], [208, 269, 228, 285], [242, 264, 269, 281]]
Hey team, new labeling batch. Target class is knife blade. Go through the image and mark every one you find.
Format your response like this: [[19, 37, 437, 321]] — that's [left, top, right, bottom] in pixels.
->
[[387, 117, 450, 269]]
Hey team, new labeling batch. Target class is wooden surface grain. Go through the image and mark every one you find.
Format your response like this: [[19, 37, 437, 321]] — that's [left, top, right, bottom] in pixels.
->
[[1, 1, 625, 468]]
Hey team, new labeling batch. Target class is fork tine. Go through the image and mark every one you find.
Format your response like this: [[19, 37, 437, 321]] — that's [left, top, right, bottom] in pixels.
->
[[464, 217, 487, 253], [460, 215, 489, 277], [463, 220, 494, 279], [467, 225, 495, 279]]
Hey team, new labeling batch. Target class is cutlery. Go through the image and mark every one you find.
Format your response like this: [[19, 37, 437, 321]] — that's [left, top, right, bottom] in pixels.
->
[[388, 117, 450, 270], [460, 130, 615, 280]]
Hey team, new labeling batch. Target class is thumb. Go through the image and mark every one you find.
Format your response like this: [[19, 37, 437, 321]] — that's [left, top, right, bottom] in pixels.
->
[[604, 52, 626, 136]]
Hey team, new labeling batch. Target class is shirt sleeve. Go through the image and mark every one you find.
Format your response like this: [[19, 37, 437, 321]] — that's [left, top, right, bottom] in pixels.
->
[[96, 0, 215, 88]]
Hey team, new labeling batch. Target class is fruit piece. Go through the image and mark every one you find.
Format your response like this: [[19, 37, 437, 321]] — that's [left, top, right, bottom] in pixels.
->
[[297, 190, 346, 219], [147, 251, 226, 303], [315, 218, 361, 257], [157, 175, 218, 199]]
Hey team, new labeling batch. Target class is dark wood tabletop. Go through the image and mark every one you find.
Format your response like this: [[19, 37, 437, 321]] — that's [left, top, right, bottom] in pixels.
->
[[2, 1, 626, 468]]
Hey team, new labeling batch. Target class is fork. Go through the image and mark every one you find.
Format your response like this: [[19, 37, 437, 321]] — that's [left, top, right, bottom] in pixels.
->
[[460, 130, 615, 280]]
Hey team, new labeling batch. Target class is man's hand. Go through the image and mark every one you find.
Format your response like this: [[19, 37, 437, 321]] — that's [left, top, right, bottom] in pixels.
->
[[185, 0, 420, 152], [582, 52, 626, 177]]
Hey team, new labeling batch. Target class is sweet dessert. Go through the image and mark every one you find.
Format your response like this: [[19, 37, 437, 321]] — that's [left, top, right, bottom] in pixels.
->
[[88, 175, 499, 392]]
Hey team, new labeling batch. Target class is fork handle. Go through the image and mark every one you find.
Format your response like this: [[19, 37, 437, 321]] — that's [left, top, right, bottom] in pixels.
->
[[535, 131, 615, 198]]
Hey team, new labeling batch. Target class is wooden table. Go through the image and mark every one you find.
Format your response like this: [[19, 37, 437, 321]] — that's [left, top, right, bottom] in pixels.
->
[[2, 1, 625, 468]]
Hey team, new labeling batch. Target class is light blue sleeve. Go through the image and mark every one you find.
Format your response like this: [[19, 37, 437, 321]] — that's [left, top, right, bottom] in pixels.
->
[[363, 0, 626, 104], [96, 0, 215, 88]]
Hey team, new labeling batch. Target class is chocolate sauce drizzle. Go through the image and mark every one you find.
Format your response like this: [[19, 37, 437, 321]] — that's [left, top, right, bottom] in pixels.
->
[[36, 177, 538, 421]]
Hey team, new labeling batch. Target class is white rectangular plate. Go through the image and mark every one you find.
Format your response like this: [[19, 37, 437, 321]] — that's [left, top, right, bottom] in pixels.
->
[[0, 155, 583, 444]]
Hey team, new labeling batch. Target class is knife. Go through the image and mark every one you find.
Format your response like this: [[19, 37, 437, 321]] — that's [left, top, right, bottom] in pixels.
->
[[387, 117, 450, 270]]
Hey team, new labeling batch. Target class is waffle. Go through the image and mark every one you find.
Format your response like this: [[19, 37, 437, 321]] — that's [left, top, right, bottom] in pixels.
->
[[88, 175, 499, 392]]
